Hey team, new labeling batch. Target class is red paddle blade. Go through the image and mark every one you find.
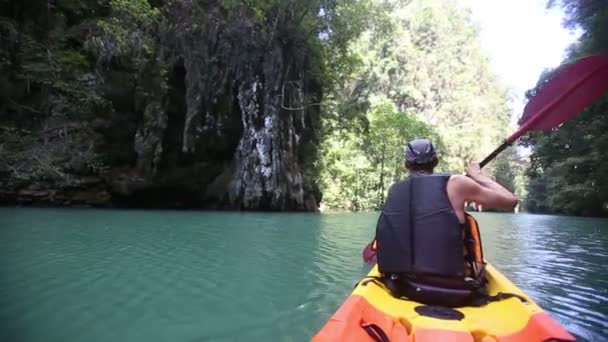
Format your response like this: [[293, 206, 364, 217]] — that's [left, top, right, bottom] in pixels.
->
[[516, 55, 608, 135], [362, 242, 377, 264]]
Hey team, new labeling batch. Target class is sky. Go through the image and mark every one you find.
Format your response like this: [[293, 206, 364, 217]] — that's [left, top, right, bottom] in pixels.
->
[[457, 0, 582, 124]]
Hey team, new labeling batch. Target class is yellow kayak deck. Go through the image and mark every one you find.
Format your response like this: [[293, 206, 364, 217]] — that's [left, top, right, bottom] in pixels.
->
[[312, 263, 575, 341]]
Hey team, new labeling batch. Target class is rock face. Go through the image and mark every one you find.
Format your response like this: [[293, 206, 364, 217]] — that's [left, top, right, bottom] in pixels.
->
[[161, 1, 321, 211], [0, 1, 321, 211]]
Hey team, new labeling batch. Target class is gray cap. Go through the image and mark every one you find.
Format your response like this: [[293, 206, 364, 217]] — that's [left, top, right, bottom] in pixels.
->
[[405, 138, 437, 164]]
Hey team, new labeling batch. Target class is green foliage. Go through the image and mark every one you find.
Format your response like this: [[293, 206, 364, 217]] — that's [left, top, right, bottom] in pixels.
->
[[317, 131, 376, 210], [111, 0, 160, 21], [523, 96, 608, 216], [307, 0, 375, 90], [522, 0, 608, 216], [318, 96, 441, 210], [0, 0, 116, 182], [318, 0, 518, 210], [0, 124, 107, 183], [221, 0, 373, 89], [0, 0, 111, 119], [87, 0, 160, 67], [359, 0, 511, 170], [487, 146, 527, 198]]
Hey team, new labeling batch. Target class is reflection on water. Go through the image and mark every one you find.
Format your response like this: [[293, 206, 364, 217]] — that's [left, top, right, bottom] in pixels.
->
[[0, 208, 606, 341], [475, 213, 608, 341]]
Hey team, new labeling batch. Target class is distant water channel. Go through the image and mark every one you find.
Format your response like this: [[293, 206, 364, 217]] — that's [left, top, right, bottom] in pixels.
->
[[0, 208, 606, 341]]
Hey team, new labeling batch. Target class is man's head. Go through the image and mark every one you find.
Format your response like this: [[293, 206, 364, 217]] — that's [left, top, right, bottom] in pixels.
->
[[405, 138, 438, 173]]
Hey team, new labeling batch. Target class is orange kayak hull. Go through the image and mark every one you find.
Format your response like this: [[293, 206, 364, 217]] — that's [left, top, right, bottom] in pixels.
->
[[312, 264, 575, 341]]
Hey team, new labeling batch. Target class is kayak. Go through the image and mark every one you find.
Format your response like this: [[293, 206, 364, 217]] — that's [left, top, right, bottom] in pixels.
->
[[312, 263, 576, 342]]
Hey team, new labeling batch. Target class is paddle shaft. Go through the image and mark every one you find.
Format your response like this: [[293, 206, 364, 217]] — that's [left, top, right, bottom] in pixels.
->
[[479, 127, 525, 168], [479, 141, 510, 169]]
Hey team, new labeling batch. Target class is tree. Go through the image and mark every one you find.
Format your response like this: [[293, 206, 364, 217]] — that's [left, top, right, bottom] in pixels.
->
[[317, 96, 440, 210], [521, 0, 608, 216], [317, 0, 516, 210]]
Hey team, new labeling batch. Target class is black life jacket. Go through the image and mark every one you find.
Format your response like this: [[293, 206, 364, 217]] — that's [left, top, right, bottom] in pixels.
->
[[373, 173, 487, 307]]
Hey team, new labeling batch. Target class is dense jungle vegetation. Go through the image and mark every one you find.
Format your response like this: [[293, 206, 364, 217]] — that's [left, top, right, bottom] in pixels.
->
[[0, 0, 606, 216]]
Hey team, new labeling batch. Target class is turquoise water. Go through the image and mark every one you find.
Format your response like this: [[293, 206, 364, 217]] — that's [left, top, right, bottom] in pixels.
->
[[0, 208, 606, 341]]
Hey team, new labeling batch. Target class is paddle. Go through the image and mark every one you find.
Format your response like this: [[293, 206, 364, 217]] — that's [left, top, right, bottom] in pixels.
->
[[480, 54, 608, 168], [362, 54, 608, 264]]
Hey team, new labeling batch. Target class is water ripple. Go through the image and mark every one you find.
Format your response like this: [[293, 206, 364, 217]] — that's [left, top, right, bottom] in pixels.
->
[[0, 209, 606, 342]]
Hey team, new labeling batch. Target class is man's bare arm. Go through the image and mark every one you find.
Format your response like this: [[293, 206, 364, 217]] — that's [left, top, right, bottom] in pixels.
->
[[457, 163, 518, 210]]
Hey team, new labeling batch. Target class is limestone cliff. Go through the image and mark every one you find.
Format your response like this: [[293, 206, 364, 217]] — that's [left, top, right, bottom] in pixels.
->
[[0, 0, 324, 210]]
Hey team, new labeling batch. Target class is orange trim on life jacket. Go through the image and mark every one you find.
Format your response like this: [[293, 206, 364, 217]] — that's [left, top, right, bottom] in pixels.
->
[[466, 214, 484, 264]]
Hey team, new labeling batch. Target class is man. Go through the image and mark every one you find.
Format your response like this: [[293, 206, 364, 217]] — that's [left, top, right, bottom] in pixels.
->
[[373, 138, 518, 307]]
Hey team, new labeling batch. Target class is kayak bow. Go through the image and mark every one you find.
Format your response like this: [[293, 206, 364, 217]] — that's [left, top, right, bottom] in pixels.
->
[[312, 263, 575, 342]]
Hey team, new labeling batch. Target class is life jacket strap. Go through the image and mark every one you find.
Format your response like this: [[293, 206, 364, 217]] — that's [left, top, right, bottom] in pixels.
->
[[358, 273, 525, 308]]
